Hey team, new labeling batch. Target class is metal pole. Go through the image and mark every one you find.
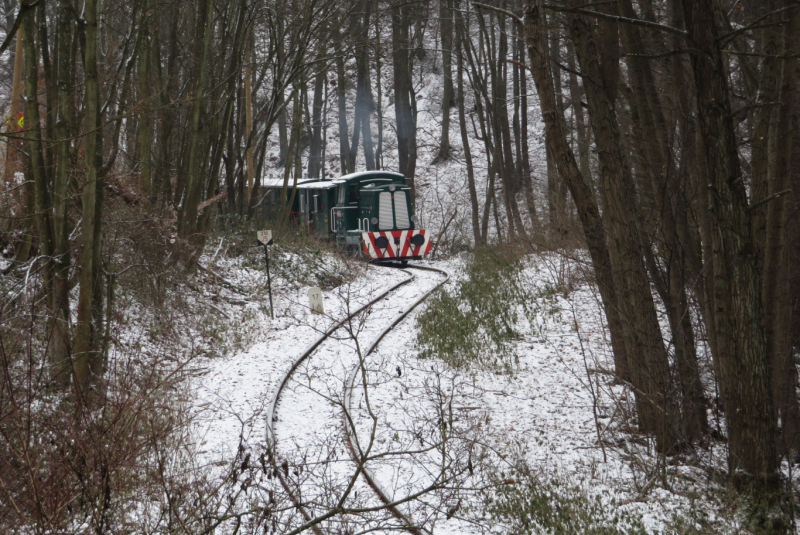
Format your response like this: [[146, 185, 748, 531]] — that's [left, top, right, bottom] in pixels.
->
[[264, 244, 274, 319]]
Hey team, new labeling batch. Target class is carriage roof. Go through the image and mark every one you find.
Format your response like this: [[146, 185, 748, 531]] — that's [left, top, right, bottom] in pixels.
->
[[260, 171, 407, 192]]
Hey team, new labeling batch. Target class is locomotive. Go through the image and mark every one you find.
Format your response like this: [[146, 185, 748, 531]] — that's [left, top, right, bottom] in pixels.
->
[[261, 171, 432, 262]]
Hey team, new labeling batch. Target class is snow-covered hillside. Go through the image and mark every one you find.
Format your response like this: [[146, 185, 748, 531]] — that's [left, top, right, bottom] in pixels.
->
[[183, 246, 758, 534]]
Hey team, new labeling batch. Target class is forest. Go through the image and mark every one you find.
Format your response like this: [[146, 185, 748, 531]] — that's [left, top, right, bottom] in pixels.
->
[[0, 0, 799, 533]]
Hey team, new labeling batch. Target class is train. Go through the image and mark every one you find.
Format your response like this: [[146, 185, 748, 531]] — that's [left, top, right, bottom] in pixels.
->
[[261, 171, 432, 262]]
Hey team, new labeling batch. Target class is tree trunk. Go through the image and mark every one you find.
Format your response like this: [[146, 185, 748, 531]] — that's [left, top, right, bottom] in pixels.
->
[[454, 0, 481, 245], [73, 0, 102, 395], [682, 0, 778, 485], [565, 40, 590, 190], [307, 50, 326, 179], [438, 0, 453, 161], [177, 0, 214, 242], [3, 26, 23, 227], [523, 1, 631, 385], [244, 33, 255, 211], [333, 20, 352, 175], [392, 0, 417, 201], [137, 2, 153, 199], [48, 0, 76, 388], [22, 7, 52, 272], [153, 9, 179, 204], [619, 0, 707, 442], [516, 25, 536, 228], [568, 5, 681, 453], [374, 16, 384, 170], [547, 14, 567, 231], [762, 6, 800, 457]]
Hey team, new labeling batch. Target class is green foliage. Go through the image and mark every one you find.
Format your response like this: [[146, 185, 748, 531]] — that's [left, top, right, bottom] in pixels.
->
[[487, 463, 647, 535], [270, 241, 359, 291], [416, 248, 543, 370]]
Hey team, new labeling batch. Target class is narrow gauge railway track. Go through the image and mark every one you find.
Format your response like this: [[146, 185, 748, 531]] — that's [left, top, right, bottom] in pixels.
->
[[265, 263, 448, 535]]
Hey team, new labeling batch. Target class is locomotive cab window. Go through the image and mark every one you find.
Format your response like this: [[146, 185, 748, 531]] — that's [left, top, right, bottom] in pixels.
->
[[394, 191, 410, 229], [379, 192, 394, 230], [348, 185, 359, 204]]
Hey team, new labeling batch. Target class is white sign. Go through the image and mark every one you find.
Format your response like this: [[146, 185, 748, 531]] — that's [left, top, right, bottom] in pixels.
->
[[308, 287, 324, 314], [257, 230, 273, 245]]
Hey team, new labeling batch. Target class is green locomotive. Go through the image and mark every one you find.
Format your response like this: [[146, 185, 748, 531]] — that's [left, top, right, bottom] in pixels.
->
[[261, 171, 431, 261]]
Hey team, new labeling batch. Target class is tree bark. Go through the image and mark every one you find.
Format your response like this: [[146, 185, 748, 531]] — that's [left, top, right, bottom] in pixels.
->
[[523, 1, 631, 386], [48, 0, 76, 388], [567, 5, 680, 452], [244, 32, 255, 211], [73, 0, 102, 395], [333, 19, 352, 175], [547, 14, 567, 231], [177, 0, 214, 241], [137, 2, 153, 200], [762, 5, 800, 457], [682, 0, 778, 485], [392, 0, 417, 201], [153, 8, 179, 204], [438, 0, 453, 161], [349, 0, 375, 171], [749, 1, 782, 262], [307, 51, 326, 179], [454, 1, 481, 245], [619, 0, 707, 443]]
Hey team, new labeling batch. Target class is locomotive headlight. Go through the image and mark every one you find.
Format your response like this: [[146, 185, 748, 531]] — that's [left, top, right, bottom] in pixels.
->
[[410, 215, 419, 224], [371, 217, 378, 225], [389, 184, 396, 192]]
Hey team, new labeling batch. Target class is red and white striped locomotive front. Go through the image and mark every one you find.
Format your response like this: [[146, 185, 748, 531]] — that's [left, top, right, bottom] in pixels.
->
[[362, 230, 432, 260]]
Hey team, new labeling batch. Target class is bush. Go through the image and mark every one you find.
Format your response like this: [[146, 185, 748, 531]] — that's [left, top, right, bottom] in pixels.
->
[[416, 248, 541, 370], [487, 461, 647, 535]]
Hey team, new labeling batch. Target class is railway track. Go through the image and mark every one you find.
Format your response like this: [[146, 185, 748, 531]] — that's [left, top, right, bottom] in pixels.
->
[[265, 263, 449, 535]]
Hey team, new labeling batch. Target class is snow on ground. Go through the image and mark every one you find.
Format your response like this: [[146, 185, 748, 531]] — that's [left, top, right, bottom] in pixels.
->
[[190, 255, 408, 464], [186, 250, 760, 534], [358, 254, 744, 534]]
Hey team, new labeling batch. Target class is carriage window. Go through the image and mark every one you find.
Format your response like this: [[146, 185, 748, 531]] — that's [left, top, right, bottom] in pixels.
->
[[379, 192, 394, 230], [393, 191, 410, 229]]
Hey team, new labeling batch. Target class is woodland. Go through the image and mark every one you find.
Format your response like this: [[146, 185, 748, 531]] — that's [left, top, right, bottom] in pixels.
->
[[0, 0, 799, 533]]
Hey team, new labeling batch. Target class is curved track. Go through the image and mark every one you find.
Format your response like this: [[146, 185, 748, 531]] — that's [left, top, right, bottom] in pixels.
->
[[265, 263, 449, 535]]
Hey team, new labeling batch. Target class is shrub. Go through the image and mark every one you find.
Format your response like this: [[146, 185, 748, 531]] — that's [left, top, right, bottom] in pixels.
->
[[487, 461, 647, 535], [416, 248, 540, 370]]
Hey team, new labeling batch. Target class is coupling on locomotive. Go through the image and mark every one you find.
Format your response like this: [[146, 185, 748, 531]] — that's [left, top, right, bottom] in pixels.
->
[[261, 171, 432, 262]]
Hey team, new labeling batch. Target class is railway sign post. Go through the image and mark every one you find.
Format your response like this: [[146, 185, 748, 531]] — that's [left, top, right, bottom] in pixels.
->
[[308, 287, 324, 314], [257, 230, 274, 319]]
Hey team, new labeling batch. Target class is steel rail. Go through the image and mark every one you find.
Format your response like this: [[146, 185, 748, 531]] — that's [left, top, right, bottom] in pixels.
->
[[265, 264, 446, 534], [342, 264, 450, 535]]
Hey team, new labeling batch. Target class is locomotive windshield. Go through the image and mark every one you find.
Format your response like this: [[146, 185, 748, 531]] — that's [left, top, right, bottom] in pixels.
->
[[379, 193, 393, 229], [377, 190, 411, 230], [394, 191, 410, 229]]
